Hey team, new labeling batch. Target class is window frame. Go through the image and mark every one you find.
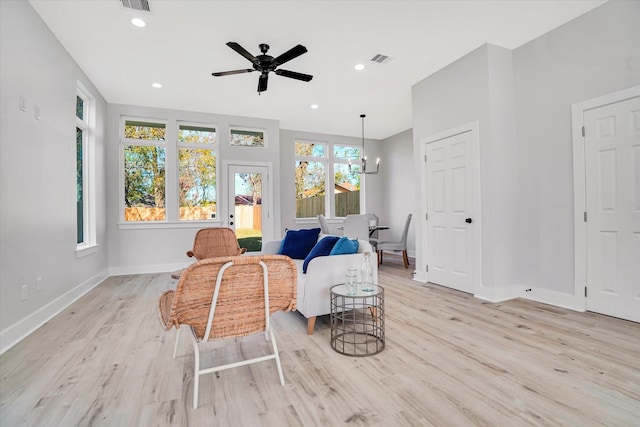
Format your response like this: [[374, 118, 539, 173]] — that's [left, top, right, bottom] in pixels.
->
[[75, 83, 98, 256], [177, 121, 218, 221], [119, 116, 168, 224], [294, 139, 329, 219], [294, 139, 363, 219], [229, 125, 267, 147], [332, 144, 362, 218]]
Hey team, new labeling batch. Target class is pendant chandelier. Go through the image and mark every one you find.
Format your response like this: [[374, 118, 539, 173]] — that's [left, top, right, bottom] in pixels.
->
[[349, 114, 379, 175]]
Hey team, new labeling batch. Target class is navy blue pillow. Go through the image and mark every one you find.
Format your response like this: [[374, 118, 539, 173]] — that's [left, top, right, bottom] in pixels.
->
[[279, 228, 321, 260], [302, 236, 340, 273]]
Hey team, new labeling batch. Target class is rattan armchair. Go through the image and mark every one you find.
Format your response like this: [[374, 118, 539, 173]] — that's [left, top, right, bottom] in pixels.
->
[[158, 255, 297, 409], [187, 227, 247, 260]]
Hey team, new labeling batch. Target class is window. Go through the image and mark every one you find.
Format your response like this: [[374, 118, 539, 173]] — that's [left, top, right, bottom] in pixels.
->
[[295, 141, 326, 218], [178, 123, 217, 220], [76, 84, 96, 251], [295, 140, 362, 219], [76, 95, 87, 243], [230, 127, 265, 147], [333, 145, 361, 217], [121, 119, 166, 221]]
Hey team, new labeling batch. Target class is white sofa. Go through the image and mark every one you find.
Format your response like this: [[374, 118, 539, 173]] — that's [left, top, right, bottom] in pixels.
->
[[262, 235, 378, 334]]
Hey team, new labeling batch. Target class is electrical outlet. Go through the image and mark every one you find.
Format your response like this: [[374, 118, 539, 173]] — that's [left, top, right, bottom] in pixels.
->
[[37, 276, 42, 290], [21, 285, 28, 300]]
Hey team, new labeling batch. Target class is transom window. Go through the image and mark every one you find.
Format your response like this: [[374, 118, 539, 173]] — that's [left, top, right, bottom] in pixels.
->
[[230, 127, 265, 147]]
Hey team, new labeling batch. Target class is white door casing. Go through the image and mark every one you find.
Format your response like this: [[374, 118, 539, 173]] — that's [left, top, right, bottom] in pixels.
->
[[422, 122, 481, 294], [225, 162, 273, 246], [584, 96, 640, 322]]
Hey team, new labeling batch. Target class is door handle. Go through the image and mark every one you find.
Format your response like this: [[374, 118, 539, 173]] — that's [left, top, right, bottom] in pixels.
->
[[465, 218, 472, 224]]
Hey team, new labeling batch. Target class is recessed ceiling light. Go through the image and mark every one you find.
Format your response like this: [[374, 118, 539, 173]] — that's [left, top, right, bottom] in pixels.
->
[[310, 104, 319, 109], [152, 82, 162, 88], [131, 18, 146, 28], [354, 64, 365, 71]]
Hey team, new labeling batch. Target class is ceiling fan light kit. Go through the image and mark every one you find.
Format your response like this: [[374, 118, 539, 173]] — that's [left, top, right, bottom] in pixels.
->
[[212, 42, 313, 94]]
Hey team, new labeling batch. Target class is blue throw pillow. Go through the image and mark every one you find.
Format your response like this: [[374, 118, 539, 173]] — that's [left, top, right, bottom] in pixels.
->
[[279, 228, 321, 260], [330, 237, 359, 255], [302, 236, 340, 273]]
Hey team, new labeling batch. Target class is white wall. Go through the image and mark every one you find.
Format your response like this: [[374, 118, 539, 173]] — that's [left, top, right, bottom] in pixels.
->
[[380, 128, 416, 257], [513, 0, 640, 299], [106, 104, 281, 274], [410, 0, 640, 306], [0, 1, 109, 352], [279, 128, 384, 236]]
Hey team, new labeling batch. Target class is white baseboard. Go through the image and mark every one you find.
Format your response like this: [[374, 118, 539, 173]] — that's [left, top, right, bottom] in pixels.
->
[[474, 284, 523, 303], [109, 261, 192, 276], [0, 269, 109, 355], [521, 287, 585, 312]]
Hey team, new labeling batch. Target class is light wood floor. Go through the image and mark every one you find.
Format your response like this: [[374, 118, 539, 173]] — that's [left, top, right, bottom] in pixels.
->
[[1, 254, 639, 426]]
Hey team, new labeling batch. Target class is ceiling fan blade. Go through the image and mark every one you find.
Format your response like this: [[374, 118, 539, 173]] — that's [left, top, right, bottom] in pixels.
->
[[211, 69, 255, 77], [272, 44, 308, 67], [258, 74, 269, 93], [275, 69, 313, 82], [226, 42, 259, 64]]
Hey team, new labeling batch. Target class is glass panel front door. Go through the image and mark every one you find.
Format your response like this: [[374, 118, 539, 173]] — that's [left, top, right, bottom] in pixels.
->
[[228, 165, 267, 252]]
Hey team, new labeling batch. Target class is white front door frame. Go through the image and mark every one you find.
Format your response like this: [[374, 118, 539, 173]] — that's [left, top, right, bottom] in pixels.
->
[[222, 160, 274, 244], [419, 121, 482, 293], [571, 85, 640, 310]]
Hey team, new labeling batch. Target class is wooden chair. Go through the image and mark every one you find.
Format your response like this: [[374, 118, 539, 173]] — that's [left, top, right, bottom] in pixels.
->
[[158, 255, 297, 409], [377, 214, 412, 268], [187, 227, 247, 260]]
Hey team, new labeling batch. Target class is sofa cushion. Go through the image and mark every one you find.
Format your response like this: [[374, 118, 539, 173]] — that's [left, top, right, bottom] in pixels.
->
[[279, 228, 321, 259], [330, 237, 359, 255], [302, 236, 340, 273]]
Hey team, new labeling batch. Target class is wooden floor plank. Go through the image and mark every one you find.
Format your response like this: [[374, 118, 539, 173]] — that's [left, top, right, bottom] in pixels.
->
[[1, 254, 639, 426]]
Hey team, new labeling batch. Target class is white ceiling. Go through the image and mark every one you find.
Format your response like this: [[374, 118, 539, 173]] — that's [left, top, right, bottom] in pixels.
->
[[29, 0, 605, 139]]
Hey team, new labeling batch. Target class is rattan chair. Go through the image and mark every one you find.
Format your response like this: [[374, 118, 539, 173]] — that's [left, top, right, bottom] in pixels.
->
[[187, 227, 248, 260], [158, 255, 297, 409]]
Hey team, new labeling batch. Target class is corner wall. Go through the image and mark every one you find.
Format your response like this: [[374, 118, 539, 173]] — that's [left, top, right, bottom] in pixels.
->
[[380, 128, 416, 258], [513, 0, 640, 304], [412, 43, 520, 296]]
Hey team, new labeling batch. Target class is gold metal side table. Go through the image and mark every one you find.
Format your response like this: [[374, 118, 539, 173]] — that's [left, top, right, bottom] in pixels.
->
[[330, 284, 385, 356]]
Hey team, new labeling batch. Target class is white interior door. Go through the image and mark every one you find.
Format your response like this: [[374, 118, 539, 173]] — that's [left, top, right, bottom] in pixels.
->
[[426, 131, 474, 293], [227, 164, 271, 253], [584, 96, 640, 322]]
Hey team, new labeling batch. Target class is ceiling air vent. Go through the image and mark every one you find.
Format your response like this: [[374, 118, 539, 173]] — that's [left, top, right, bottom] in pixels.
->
[[120, 0, 151, 13], [370, 54, 390, 64]]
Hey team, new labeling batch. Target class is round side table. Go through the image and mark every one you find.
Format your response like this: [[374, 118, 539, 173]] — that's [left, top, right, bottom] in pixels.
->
[[330, 284, 385, 356]]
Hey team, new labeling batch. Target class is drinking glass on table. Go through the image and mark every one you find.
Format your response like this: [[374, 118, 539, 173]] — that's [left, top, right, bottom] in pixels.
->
[[345, 269, 357, 295]]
